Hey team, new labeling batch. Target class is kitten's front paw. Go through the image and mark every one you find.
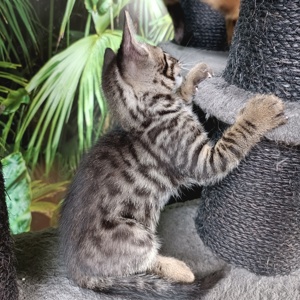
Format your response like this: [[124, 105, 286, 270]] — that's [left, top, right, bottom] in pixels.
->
[[188, 63, 212, 89], [239, 94, 287, 133], [180, 63, 212, 101]]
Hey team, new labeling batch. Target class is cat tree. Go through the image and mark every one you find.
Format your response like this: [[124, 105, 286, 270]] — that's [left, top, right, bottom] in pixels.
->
[[194, 0, 300, 275]]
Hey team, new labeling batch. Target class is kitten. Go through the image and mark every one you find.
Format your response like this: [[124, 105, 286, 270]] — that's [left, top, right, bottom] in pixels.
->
[[59, 11, 285, 300]]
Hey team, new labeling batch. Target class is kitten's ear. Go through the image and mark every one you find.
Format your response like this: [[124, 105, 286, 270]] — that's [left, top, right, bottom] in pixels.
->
[[103, 48, 116, 74], [121, 11, 148, 59]]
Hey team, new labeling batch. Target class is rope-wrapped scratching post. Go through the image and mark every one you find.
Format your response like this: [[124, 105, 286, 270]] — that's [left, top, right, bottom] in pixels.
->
[[194, 0, 300, 276], [179, 0, 228, 50], [224, 0, 300, 100]]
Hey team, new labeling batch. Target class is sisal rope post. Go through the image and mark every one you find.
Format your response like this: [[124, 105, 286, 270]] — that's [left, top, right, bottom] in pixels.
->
[[179, 0, 228, 50], [195, 0, 300, 276]]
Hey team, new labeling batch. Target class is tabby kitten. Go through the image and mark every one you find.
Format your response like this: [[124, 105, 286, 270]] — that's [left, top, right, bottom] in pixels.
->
[[60, 11, 285, 300]]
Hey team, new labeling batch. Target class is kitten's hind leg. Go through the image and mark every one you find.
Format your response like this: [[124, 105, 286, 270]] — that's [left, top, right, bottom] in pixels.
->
[[180, 63, 212, 102], [150, 255, 195, 283]]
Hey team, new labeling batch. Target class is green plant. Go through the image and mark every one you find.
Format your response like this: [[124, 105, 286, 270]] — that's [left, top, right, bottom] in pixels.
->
[[2, 152, 31, 234], [0, 0, 39, 68], [1, 151, 69, 233], [30, 179, 69, 227], [0, 0, 39, 154], [0, 0, 40, 138], [13, 0, 174, 174], [1, 0, 173, 233], [15, 0, 130, 174], [0, 62, 30, 154], [0, 61, 31, 234], [131, 0, 174, 44], [0, 65, 67, 233]]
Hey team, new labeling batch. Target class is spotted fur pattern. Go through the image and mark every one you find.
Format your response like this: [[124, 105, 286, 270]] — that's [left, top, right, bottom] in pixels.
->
[[60, 11, 286, 300]]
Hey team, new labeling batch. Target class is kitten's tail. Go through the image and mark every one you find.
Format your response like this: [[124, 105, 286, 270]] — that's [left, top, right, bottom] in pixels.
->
[[88, 268, 226, 300]]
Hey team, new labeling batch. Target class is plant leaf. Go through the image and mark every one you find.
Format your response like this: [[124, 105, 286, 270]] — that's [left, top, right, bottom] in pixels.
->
[[130, 0, 173, 44], [1, 88, 29, 115], [15, 31, 122, 172], [30, 201, 58, 218], [89, 0, 130, 35], [2, 152, 31, 234], [58, 0, 76, 45], [0, 0, 39, 67], [31, 179, 69, 202]]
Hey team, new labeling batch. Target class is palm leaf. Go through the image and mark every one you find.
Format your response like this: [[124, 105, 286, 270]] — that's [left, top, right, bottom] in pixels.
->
[[148, 14, 174, 44], [130, 0, 173, 44], [15, 0, 131, 173], [58, 0, 76, 45], [59, 0, 130, 40], [30, 179, 69, 222], [0, 62, 29, 152], [30, 201, 58, 219], [31, 180, 69, 202], [0, 0, 39, 67], [0, 61, 27, 99], [91, 0, 131, 35], [15, 31, 123, 173]]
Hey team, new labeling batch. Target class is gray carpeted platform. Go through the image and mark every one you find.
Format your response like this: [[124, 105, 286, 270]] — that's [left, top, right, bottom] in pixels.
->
[[15, 199, 300, 300]]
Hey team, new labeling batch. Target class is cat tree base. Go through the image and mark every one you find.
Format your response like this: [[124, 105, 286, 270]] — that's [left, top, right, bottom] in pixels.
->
[[196, 139, 300, 276]]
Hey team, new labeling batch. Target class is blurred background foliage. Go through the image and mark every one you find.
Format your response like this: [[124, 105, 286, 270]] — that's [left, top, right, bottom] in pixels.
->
[[0, 0, 173, 234]]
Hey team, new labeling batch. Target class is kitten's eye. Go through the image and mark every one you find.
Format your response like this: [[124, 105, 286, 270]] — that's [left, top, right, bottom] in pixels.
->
[[161, 51, 178, 80]]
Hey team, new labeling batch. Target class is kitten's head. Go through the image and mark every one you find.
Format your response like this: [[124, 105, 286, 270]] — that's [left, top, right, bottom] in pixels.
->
[[102, 11, 183, 130], [103, 11, 182, 95]]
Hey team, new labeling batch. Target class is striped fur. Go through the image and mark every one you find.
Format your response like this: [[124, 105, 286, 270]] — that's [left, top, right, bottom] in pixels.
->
[[59, 11, 286, 300]]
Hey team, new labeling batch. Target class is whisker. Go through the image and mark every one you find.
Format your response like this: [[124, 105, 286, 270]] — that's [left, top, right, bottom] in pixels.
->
[[177, 47, 196, 62], [179, 62, 198, 71], [181, 67, 191, 71], [183, 34, 193, 48], [181, 62, 197, 67], [178, 51, 201, 65]]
